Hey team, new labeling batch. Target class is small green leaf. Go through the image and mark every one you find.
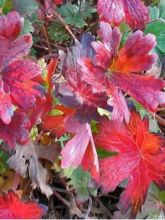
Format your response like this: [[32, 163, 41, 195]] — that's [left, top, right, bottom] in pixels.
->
[[2, 0, 13, 14], [146, 2, 165, 55], [21, 18, 34, 34], [65, 167, 96, 201], [0, 0, 6, 8], [97, 148, 118, 159], [0, 149, 9, 174], [90, 120, 98, 134], [12, 0, 39, 16], [57, 1, 96, 28], [48, 21, 70, 42]]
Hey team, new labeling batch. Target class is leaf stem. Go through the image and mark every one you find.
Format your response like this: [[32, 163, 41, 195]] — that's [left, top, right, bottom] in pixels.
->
[[52, 10, 77, 42]]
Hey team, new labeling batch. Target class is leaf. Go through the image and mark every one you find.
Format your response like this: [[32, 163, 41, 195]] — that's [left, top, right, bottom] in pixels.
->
[[97, 0, 150, 30], [61, 116, 99, 179], [67, 167, 95, 201], [8, 143, 53, 197], [0, 12, 43, 121], [0, 81, 13, 124], [111, 73, 165, 112], [12, 0, 39, 16], [48, 21, 70, 43], [41, 105, 74, 138], [0, 0, 6, 8], [54, 0, 63, 6], [28, 58, 58, 129], [0, 111, 30, 148], [0, 191, 44, 218], [79, 22, 164, 122], [95, 111, 165, 217], [111, 30, 157, 73], [2, 60, 43, 110], [136, 184, 165, 219], [144, 19, 165, 54], [0, 149, 8, 174], [21, 18, 34, 34], [2, 0, 13, 14], [57, 2, 96, 28]]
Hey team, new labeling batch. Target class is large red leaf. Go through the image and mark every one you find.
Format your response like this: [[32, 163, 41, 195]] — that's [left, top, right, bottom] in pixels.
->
[[61, 117, 99, 179], [0, 12, 43, 125], [95, 112, 165, 217], [0, 191, 44, 219], [79, 22, 165, 122], [97, 0, 150, 30], [111, 73, 165, 112], [2, 60, 42, 109], [0, 111, 30, 148]]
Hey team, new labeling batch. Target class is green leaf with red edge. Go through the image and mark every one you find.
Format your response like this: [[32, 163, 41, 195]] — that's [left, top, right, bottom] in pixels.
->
[[95, 111, 165, 218]]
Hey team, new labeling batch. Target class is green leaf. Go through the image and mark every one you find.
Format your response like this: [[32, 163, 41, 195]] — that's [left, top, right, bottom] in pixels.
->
[[12, 0, 39, 16], [48, 21, 70, 42], [97, 148, 118, 159], [2, 0, 13, 14], [145, 19, 165, 54], [57, 1, 96, 28], [0, 0, 6, 8], [0, 149, 9, 174], [147, 2, 165, 55], [159, 0, 165, 19], [21, 18, 34, 34], [65, 167, 96, 201], [90, 120, 98, 134]]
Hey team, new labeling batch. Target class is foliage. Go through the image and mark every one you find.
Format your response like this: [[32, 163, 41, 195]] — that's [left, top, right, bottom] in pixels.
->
[[0, 0, 165, 219]]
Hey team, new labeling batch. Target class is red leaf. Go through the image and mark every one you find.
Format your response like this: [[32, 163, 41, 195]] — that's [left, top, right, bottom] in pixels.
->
[[54, 0, 63, 5], [0, 12, 43, 126], [61, 117, 99, 179], [97, 0, 150, 30], [0, 11, 23, 40], [111, 73, 165, 112], [95, 112, 165, 217], [42, 105, 75, 138], [0, 111, 30, 148], [108, 87, 130, 123], [0, 191, 44, 219], [61, 33, 107, 109], [79, 22, 164, 121], [0, 34, 32, 72], [28, 59, 58, 128], [111, 31, 157, 73], [2, 60, 42, 109]]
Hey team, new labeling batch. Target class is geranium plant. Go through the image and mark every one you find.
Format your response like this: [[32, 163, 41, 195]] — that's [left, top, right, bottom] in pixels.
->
[[0, 0, 165, 219]]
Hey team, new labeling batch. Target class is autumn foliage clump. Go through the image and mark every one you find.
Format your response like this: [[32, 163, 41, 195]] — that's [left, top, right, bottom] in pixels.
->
[[0, 0, 165, 219]]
